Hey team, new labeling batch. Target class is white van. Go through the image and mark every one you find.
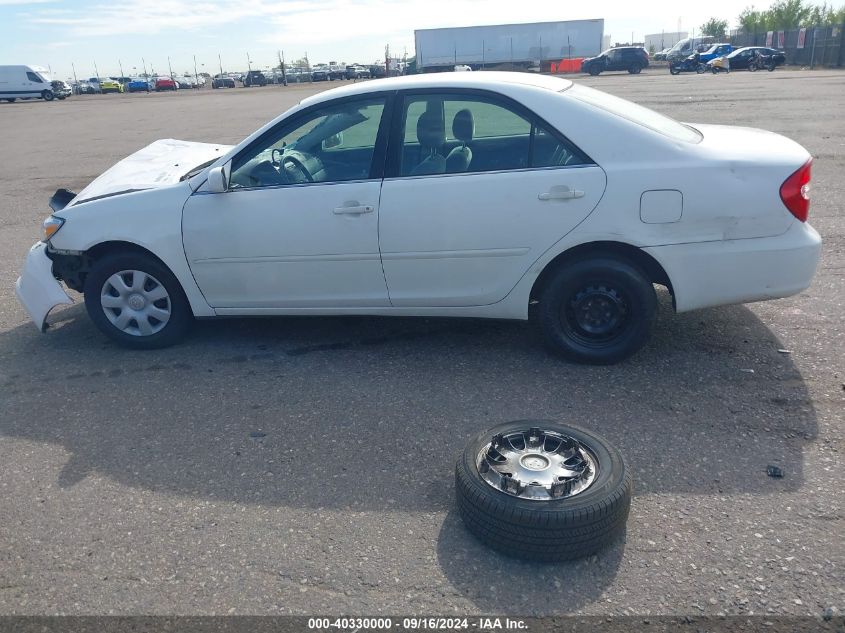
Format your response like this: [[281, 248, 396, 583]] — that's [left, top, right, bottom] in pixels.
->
[[0, 65, 57, 102]]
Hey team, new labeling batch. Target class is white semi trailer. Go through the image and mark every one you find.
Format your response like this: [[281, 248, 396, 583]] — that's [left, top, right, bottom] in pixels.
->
[[415, 20, 604, 71]]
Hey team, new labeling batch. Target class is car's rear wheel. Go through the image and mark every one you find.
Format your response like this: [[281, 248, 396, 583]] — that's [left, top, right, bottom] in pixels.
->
[[536, 254, 656, 364], [456, 420, 632, 561], [83, 252, 192, 349], [628, 64, 642, 74]]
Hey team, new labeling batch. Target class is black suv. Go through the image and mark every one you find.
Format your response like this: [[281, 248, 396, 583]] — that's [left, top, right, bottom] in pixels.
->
[[243, 70, 268, 87], [581, 47, 649, 75]]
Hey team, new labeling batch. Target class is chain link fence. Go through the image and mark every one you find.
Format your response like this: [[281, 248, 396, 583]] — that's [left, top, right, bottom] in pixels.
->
[[729, 24, 845, 67]]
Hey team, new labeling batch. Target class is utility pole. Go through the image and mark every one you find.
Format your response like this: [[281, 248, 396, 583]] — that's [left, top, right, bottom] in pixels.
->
[[93, 60, 99, 79], [482, 39, 485, 69], [810, 27, 817, 68], [247, 52, 252, 73], [142, 57, 147, 77], [305, 52, 311, 82], [118, 59, 124, 78], [71, 62, 78, 87], [167, 56, 174, 79], [278, 50, 287, 86], [386, 43, 391, 77], [193, 55, 199, 87], [218, 53, 223, 75]]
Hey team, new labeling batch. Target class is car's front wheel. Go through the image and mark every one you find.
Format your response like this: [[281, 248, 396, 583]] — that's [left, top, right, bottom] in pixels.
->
[[41, 90, 54, 101], [536, 255, 656, 364], [588, 65, 601, 76], [628, 63, 642, 74], [83, 252, 192, 349]]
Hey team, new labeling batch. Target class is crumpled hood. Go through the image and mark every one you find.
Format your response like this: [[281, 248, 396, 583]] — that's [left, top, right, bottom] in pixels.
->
[[70, 139, 232, 206]]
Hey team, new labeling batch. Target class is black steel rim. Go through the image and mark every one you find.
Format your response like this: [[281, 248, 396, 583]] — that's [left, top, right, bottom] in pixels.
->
[[561, 283, 630, 347]]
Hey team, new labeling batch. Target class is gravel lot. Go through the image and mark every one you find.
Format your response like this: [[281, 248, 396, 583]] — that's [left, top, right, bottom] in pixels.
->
[[0, 70, 843, 617]]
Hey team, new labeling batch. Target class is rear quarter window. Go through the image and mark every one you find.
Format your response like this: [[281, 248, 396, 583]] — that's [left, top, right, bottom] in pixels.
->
[[568, 84, 702, 144]]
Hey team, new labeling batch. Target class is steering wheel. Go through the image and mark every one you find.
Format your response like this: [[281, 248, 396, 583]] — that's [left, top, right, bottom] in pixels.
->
[[281, 153, 314, 183]]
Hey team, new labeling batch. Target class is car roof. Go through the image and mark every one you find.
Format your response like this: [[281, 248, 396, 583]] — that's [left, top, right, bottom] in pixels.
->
[[300, 71, 572, 107]]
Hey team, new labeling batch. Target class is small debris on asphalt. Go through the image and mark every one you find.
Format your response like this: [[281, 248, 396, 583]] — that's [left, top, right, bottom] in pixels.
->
[[767, 465, 784, 478], [777, 349, 791, 354], [249, 431, 266, 438], [740, 368, 755, 373]]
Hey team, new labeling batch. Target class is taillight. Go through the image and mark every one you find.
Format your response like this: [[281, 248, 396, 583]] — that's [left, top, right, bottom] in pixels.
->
[[780, 159, 811, 222]]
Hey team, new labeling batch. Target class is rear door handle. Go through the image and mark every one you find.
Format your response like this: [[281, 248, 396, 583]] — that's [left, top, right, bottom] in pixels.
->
[[333, 204, 374, 215], [538, 187, 585, 201]]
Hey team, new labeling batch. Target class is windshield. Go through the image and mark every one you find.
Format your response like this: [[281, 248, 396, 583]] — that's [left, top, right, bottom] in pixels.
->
[[668, 39, 690, 53], [568, 84, 702, 143]]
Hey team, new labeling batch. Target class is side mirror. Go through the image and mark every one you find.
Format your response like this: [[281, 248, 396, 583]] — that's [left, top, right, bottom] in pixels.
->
[[322, 132, 343, 150], [207, 163, 229, 193]]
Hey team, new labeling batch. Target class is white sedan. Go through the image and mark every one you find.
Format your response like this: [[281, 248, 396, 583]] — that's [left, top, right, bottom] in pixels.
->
[[16, 72, 821, 364]]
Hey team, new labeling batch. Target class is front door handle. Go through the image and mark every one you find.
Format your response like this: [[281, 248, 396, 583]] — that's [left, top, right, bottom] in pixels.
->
[[333, 204, 374, 215], [538, 187, 585, 201]]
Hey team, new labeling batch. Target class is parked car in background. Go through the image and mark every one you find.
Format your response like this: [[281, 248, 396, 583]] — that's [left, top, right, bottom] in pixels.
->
[[50, 80, 72, 99], [175, 76, 194, 89], [726, 47, 786, 70], [17, 72, 820, 364], [242, 70, 268, 87], [0, 65, 58, 101], [96, 78, 124, 93], [454, 64, 473, 72], [653, 47, 671, 61], [344, 64, 370, 80], [126, 78, 153, 93], [698, 43, 734, 63], [154, 76, 178, 91], [211, 74, 236, 88], [311, 67, 329, 81], [73, 80, 98, 95], [581, 47, 649, 75]]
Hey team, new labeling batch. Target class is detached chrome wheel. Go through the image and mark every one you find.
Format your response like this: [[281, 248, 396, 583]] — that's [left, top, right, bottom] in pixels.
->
[[100, 270, 171, 336], [456, 420, 631, 561], [477, 427, 598, 500], [84, 252, 192, 349]]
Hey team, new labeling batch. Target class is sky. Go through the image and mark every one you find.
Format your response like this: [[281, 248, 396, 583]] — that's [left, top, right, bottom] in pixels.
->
[[1, 0, 786, 80]]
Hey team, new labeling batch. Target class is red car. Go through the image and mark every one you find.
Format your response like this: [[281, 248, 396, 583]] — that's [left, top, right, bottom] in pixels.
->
[[154, 76, 178, 91]]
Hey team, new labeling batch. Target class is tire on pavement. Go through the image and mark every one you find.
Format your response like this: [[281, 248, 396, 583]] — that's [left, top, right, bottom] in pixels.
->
[[535, 253, 657, 365], [456, 420, 632, 561], [83, 251, 193, 349]]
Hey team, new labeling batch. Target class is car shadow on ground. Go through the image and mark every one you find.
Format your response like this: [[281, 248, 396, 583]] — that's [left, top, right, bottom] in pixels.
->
[[0, 291, 816, 511]]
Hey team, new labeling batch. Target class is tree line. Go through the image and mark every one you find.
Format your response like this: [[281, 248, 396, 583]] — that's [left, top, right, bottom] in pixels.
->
[[700, 0, 845, 38]]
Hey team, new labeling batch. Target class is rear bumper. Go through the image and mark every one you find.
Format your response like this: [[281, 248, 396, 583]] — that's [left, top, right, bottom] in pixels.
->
[[15, 242, 73, 332], [645, 221, 822, 313]]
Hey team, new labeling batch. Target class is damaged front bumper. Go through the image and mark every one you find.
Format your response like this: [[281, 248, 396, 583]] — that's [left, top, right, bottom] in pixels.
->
[[15, 241, 73, 332]]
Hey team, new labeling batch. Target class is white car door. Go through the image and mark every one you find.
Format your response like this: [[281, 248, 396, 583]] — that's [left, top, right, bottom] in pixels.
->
[[182, 97, 391, 309], [378, 91, 607, 307]]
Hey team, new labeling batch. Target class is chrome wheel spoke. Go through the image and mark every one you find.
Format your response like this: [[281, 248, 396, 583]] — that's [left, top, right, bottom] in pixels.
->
[[145, 306, 170, 323], [130, 270, 148, 292], [112, 309, 133, 331], [101, 295, 124, 309], [106, 272, 131, 294], [135, 316, 154, 336], [144, 284, 168, 302]]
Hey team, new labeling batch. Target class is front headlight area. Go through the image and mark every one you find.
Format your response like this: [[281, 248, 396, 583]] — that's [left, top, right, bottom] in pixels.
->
[[41, 216, 65, 243]]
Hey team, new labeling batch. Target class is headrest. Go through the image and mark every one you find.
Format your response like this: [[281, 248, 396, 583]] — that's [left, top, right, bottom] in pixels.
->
[[417, 111, 445, 148], [452, 109, 474, 143]]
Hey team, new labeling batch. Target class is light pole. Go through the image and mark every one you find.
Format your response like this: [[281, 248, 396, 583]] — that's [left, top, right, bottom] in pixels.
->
[[167, 56, 174, 79]]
